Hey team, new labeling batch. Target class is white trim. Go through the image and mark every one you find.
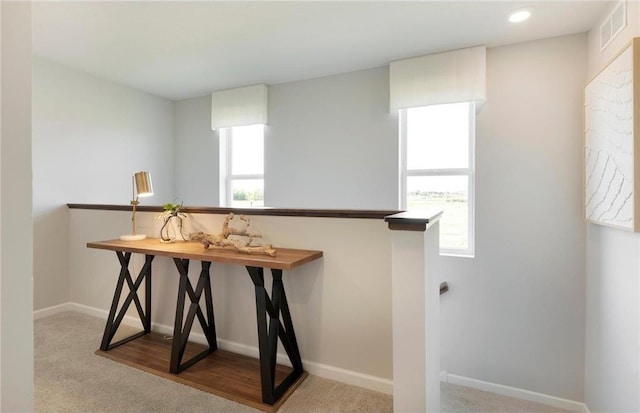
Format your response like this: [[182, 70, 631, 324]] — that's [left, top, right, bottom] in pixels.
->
[[34, 303, 393, 395], [399, 109, 408, 210], [226, 127, 234, 206], [406, 168, 471, 176], [466, 101, 476, 257], [33, 302, 75, 320], [218, 128, 228, 205], [304, 361, 392, 394], [441, 372, 590, 413]]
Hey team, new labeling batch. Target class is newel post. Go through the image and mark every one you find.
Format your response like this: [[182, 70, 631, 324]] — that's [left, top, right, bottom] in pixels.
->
[[385, 211, 442, 413]]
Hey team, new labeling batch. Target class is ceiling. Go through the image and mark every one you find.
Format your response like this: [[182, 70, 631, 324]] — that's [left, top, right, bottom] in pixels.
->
[[32, 1, 613, 101]]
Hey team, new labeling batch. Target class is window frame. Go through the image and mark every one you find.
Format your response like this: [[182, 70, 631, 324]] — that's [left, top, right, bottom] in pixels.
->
[[399, 102, 476, 257], [218, 125, 265, 207]]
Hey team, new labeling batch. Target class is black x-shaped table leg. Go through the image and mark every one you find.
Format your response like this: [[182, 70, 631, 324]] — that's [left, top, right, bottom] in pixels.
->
[[100, 252, 154, 351], [170, 258, 218, 374], [247, 266, 304, 405]]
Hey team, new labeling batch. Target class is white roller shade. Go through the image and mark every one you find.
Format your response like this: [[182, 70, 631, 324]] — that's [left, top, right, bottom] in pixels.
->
[[390, 45, 486, 110], [211, 84, 268, 129]]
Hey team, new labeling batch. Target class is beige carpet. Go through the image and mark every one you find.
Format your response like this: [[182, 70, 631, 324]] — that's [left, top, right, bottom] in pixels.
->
[[35, 312, 573, 413], [440, 384, 575, 413]]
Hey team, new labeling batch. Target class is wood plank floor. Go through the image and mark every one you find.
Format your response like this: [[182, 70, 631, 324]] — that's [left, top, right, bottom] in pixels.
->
[[95, 332, 307, 413]]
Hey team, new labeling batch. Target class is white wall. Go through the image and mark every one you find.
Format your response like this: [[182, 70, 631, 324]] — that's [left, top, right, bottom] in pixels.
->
[[584, 3, 640, 412], [32, 58, 175, 310], [174, 66, 399, 209], [1, 2, 33, 410], [440, 34, 588, 401], [69, 209, 394, 392]]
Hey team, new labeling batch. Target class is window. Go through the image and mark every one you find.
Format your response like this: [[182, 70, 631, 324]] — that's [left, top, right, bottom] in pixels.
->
[[400, 102, 475, 256], [219, 124, 264, 207]]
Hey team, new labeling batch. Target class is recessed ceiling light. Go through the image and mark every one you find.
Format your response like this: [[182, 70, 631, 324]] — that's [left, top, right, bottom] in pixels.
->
[[509, 10, 531, 23]]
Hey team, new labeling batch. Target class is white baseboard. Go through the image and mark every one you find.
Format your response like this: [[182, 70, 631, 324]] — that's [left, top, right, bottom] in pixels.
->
[[441, 371, 590, 412], [36, 302, 393, 395], [34, 302, 75, 319]]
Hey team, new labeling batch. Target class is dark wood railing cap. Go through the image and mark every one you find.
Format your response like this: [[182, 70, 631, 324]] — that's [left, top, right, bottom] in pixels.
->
[[67, 204, 400, 220], [384, 210, 443, 232]]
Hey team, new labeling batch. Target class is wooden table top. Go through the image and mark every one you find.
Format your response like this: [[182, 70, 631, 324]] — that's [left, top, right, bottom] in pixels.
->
[[87, 238, 323, 270]]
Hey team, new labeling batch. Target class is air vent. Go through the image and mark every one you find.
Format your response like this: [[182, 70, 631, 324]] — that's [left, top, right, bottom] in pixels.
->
[[601, 0, 627, 51]]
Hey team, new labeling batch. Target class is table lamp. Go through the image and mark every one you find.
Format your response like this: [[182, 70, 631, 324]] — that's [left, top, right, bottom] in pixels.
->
[[120, 171, 153, 241]]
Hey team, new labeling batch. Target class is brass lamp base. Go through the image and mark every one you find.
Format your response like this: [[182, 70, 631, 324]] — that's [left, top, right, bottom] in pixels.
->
[[119, 234, 147, 241]]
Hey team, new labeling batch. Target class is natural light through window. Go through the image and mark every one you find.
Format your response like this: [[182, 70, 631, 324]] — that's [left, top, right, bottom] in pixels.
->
[[219, 124, 264, 207], [400, 102, 475, 256]]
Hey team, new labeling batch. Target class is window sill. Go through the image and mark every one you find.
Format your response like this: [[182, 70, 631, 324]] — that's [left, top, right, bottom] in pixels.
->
[[440, 251, 474, 258]]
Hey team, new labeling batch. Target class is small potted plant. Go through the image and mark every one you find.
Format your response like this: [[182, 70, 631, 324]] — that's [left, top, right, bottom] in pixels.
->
[[158, 201, 187, 242]]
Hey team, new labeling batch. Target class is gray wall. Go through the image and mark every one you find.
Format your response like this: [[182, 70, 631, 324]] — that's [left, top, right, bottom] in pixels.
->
[[174, 96, 219, 206], [266, 67, 398, 209], [173, 34, 588, 401], [174, 67, 399, 209], [32, 57, 175, 311], [440, 34, 587, 401], [1, 2, 34, 410], [584, 2, 640, 412]]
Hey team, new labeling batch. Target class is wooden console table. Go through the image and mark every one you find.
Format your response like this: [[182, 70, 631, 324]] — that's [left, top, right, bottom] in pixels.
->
[[87, 238, 322, 412]]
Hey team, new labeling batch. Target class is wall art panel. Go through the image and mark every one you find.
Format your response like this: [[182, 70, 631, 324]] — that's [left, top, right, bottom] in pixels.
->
[[585, 38, 640, 231]]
